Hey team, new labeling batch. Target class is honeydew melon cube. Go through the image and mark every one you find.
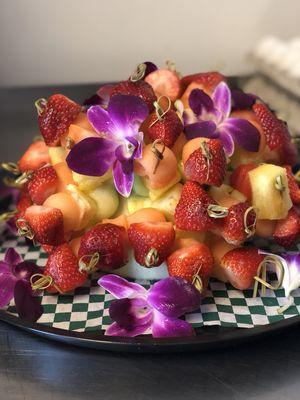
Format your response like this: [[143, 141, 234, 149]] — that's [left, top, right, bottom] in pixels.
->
[[88, 182, 120, 220], [72, 168, 112, 192]]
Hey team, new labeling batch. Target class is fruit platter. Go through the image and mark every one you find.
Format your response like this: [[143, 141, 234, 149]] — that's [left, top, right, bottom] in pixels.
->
[[0, 61, 300, 352]]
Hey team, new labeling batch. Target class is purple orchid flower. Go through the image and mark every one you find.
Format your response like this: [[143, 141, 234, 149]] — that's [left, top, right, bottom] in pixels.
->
[[183, 81, 260, 156], [231, 89, 258, 111], [67, 94, 148, 197], [99, 275, 201, 338], [0, 248, 43, 322]]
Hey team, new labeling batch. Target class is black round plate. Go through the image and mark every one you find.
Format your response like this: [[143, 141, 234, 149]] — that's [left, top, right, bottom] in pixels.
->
[[1, 310, 300, 353]]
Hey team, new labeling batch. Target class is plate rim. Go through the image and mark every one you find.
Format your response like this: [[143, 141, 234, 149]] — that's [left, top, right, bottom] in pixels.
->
[[1, 309, 299, 353]]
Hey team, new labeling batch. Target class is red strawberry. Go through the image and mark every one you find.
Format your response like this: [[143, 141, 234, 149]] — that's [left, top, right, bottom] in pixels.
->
[[27, 166, 58, 205], [220, 247, 265, 290], [285, 165, 300, 205], [144, 69, 181, 102], [218, 202, 257, 246], [15, 188, 32, 219], [18, 140, 51, 173], [229, 163, 256, 200], [167, 243, 214, 290], [78, 223, 128, 271], [184, 139, 226, 187], [252, 103, 290, 150], [38, 94, 81, 146], [20, 205, 64, 245], [181, 71, 225, 93], [146, 109, 183, 147], [128, 222, 175, 267], [44, 243, 87, 293], [274, 207, 300, 247], [174, 181, 216, 232], [111, 80, 156, 112], [278, 141, 298, 167], [41, 244, 54, 254]]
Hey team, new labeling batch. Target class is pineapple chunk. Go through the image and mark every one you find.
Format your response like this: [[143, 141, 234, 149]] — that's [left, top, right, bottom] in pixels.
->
[[48, 147, 66, 165], [209, 184, 246, 206], [126, 183, 183, 221], [152, 183, 183, 221], [72, 169, 112, 192], [249, 164, 292, 220], [89, 182, 119, 220]]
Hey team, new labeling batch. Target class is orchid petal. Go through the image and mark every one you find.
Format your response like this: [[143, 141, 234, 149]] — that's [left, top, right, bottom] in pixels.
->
[[105, 321, 151, 337], [182, 108, 198, 126], [151, 310, 195, 338], [14, 280, 43, 322], [126, 135, 143, 159], [98, 274, 148, 299], [143, 61, 158, 77], [4, 248, 22, 266], [221, 118, 260, 152], [87, 105, 116, 134], [231, 89, 257, 110], [218, 130, 235, 156], [0, 262, 11, 275], [148, 277, 201, 318], [212, 82, 231, 119], [133, 132, 143, 159], [108, 94, 148, 133], [83, 94, 103, 107], [280, 253, 300, 297], [109, 298, 152, 329], [14, 261, 42, 281], [66, 137, 116, 177], [184, 121, 217, 140], [113, 159, 134, 197], [188, 89, 214, 115], [0, 273, 16, 307]]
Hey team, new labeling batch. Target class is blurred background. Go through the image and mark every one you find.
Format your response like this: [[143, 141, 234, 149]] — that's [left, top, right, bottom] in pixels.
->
[[0, 0, 300, 87]]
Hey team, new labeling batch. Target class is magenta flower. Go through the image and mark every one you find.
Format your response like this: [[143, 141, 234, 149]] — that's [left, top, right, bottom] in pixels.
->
[[67, 94, 148, 197], [0, 248, 43, 321], [183, 81, 260, 156], [259, 251, 300, 313], [99, 275, 201, 338]]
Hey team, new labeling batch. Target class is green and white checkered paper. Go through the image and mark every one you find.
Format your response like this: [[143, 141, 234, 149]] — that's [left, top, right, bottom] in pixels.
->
[[2, 232, 300, 333]]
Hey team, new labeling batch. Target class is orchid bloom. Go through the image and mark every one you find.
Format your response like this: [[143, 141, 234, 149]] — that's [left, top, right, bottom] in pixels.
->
[[67, 94, 148, 197], [254, 250, 300, 314], [182, 81, 260, 156], [0, 248, 43, 321], [99, 275, 201, 338]]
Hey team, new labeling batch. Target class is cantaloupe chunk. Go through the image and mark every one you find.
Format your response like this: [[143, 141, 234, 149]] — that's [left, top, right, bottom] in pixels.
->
[[134, 143, 180, 191]]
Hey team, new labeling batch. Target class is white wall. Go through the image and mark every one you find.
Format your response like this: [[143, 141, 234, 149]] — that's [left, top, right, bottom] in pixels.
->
[[0, 0, 300, 87]]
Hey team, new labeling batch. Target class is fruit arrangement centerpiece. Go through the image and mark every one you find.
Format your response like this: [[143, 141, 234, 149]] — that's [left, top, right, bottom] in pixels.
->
[[1, 61, 300, 338]]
